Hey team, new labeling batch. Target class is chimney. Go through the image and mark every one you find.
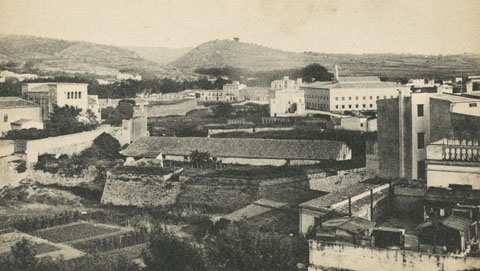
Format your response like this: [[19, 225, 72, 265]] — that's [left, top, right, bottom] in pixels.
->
[[333, 64, 339, 81]]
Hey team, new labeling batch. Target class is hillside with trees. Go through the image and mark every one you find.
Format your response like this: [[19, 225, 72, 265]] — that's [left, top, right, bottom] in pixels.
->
[[0, 34, 197, 80], [170, 39, 480, 78]]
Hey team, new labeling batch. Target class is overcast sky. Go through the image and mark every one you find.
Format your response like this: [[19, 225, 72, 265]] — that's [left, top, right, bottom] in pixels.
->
[[0, 0, 479, 54]]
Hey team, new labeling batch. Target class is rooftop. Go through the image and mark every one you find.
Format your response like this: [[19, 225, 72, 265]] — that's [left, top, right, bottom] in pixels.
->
[[300, 181, 382, 211], [321, 216, 376, 234], [121, 137, 348, 161], [222, 199, 288, 221], [301, 78, 401, 90], [0, 97, 40, 109], [431, 93, 480, 103]]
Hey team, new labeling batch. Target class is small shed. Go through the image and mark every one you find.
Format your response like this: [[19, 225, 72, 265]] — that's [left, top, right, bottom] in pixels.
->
[[315, 216, 375, 246]]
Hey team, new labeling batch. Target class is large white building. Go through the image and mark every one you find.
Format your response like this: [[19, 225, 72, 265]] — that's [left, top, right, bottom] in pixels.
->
[[301, 67, 410, 112], [21, 83, 89, 120], [269, 88, 305, 117]]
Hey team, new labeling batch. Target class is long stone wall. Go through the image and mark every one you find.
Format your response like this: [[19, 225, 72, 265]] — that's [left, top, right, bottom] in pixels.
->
[[100, 169, 183, 207], [146, 99, 199, 117], [309, 240, 480, 271]]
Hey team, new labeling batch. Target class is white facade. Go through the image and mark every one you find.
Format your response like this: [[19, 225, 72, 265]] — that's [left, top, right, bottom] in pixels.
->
[[269, 88, 306, 117], [223, 81, 246, 96], [426, 139, 480, 190], [271, 76, 302, 90], [53, 83, 89, 111], [336, 117, 377, 132]]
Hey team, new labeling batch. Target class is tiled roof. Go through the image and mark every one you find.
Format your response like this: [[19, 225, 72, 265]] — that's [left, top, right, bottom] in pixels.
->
[[0, 97, 39, 109], [121, 137, 347, 160], [302, 81, 402, 89]]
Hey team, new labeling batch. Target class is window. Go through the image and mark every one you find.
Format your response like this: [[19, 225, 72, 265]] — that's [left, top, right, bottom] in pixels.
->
[[67, 92, 70, 99], [417, 104, 424, 117], [74, 92, 78, 99], [356, 96, 359, 100], [363, 104, 366, 108], [376, 96, 379, 99], [342, 105, 345, 109], [3, 114, 7, 122], [348, 97, 352, 100], [417, 132, 425, 149], [369, 96, 373, 100], [348, 105, 352, 109], [417, 161, 425, 180], [355, 104, 359, 108], [335, 105, 339, 109], [360, 123, 364, 127], [335, 97, 339, 101], [342, 97, 345, 101], [469, 103, 478, 107], [78, 92, 81, 99], [363, 96, 366, 100], [369, 104, 373, 108], [390, 95, 394, 98]]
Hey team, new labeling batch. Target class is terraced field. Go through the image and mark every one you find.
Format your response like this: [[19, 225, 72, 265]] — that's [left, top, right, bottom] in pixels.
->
[[33, 222, 120, 243]]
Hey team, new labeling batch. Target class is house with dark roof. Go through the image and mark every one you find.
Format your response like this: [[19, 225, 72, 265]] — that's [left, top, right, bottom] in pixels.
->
[[120, 137, 352, 166], [0, 97, 42, 136], [315, 216, 376, 246]]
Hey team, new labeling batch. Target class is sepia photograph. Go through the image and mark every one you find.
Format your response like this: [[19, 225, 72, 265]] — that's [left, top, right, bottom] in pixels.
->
[[0, 0, 479, 270]]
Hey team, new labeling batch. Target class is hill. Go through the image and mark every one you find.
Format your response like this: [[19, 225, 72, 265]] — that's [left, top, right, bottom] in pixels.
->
[[0, 35, 197, 80], [124, 46, 193, 64], [170, 39, 480, 78]]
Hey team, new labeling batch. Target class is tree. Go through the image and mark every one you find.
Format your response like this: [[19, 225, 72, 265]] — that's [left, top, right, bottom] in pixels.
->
[[10, 238, 37, 271], [298, 63, 332, 82], [205, 222, 308, 271], [93, 132, 121, 159], [46, 105, 84, 135], [212, 103, 234, 118], [104, 102, 134, 126], [190, 150, 211, 168], [77, 109, 99, 129], [142, 229, 206, 271]]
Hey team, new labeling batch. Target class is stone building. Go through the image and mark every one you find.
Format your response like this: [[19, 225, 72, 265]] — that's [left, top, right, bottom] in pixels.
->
[[269, 88, 306, 117]]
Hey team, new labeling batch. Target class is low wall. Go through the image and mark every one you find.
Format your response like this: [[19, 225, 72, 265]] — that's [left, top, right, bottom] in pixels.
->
[[309, 240, 480, 271], [309, 168, 367, 192], [208, 127, 294, 136], [146, 99, 199, 117], [25, 125, 111, 158]]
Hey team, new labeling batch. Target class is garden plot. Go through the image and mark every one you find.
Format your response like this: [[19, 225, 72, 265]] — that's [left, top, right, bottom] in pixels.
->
[[32, 221, 122, 243], [0, 231, 84, 260]]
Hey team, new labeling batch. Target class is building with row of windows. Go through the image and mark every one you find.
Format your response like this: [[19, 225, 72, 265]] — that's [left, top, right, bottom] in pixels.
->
[[268, 76, 306, 117], [21, 83, 89, 120], [301, 76, 411, 112]]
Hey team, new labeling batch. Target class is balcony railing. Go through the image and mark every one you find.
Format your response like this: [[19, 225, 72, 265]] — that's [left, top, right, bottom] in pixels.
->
[[441, 139, 480, 162]]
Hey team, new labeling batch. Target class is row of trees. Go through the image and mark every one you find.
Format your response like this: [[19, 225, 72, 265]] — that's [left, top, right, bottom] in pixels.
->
[[195, 63, 333, 86]]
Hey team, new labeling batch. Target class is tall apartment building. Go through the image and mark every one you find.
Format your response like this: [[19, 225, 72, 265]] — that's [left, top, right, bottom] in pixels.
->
[[21, 83, 89, 120], [377, 92, 480, 180]]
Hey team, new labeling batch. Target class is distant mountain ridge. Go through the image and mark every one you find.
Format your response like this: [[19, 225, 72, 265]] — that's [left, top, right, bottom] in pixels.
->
[[124, 46, 193, 64], [170, 39, 480, 78], [0, 34, 197, 80]]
